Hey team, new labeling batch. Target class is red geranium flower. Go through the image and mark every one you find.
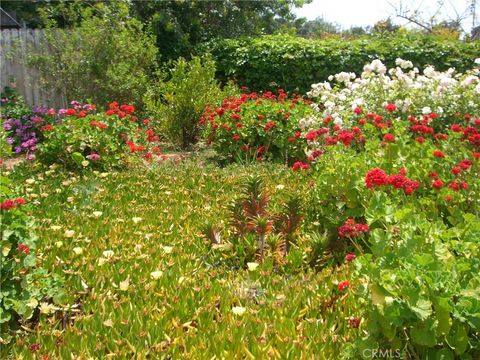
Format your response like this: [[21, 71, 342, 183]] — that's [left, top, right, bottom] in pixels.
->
[[338, 281, 350, 291], [17, 244, 30, 255], [383, 133, 395, 142], [338, 219, 369, 237], [452, 167, 462, 175], [432, 179, 444, 189], [365, 168, 389, 188], [345, 253, 356, 262], [384, 103, 397, 112]]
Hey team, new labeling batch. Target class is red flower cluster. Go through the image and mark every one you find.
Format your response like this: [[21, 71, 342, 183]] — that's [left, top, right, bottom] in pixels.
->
[[433, 150, 445, 158], [387, 171, 420, 195], [105, 102, 136, 119], [366, 168, 419, 195], [292, 161, 310, 171], [40, 124, 54, 132], [384, 103, 397, 112], [17, 244, 30, 255], [264, 122, 278, 131], [338, 218, 369, 237], [126, 141, 145, 153], [338, 280, 350, 291], [345, 253, 356, 262], [447, 180, 469, 191], [432, 179, 444, 189], [90, 120, 107, 130], [365, 168, 389, 188], [383, 133, 396, 142], [1, 198, 26, 210]]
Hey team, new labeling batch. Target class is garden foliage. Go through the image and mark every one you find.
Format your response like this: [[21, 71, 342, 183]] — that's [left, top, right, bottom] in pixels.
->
[[144, 55, 222, 148], [0, 176, 64, 345], [37, 101, 160, 170], [27, 2, 158, 109], [202, 32, 480, 93], [200, 90, 314, 163]]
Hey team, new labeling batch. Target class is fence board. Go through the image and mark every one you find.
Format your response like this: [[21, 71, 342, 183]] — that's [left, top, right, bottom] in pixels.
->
[[0, 29, 63, 108]]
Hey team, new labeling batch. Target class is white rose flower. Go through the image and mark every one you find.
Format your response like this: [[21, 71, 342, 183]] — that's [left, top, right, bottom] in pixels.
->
[[422, 106, 432, 115]]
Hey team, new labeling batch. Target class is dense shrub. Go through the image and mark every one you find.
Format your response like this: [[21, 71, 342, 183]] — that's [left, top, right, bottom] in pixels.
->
[[0, 176, 65, 344], [27, 2, 157, 109], [201, 32, 480, 93], [37, 102, 159, 170], [200, 90, 314, 163], [144, 55, 222, 148]]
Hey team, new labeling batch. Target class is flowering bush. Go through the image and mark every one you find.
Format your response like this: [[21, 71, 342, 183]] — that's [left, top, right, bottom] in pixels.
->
[[294, 58, 480, 357], [0, 176, 65, 344], [200, 90, 314, 163], [305, 58, 480, 132], [37, 102, 160, 170], [0, 88, 58, 159]]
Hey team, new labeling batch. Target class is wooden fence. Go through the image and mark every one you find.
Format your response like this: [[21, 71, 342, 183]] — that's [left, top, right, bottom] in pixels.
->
[[0, 28, 65, 108]]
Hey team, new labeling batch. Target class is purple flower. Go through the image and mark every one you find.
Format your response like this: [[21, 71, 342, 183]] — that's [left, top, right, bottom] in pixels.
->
[[6, 137, 14, 145], [14, 146, 22, 153]]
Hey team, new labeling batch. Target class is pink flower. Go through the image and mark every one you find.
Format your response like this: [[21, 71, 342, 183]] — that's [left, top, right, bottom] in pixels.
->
[[345, 253, 356, 262], [88, 153, 101, 161]]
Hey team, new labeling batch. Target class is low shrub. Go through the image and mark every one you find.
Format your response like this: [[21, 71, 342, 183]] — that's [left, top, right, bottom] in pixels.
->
[[37, 102, 160, 170], [0, 176, 65, 345], [353, 211, 480, 358], [200, 90, 315, 163]]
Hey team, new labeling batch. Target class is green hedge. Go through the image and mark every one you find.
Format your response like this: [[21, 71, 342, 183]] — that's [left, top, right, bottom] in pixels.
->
[[200, 32, 480, 94]]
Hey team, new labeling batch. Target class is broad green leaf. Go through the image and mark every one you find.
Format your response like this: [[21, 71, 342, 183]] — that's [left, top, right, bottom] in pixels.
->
[[411, 319, 437, 347]]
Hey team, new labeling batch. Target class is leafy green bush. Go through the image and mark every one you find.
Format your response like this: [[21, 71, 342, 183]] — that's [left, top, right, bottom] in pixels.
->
[[0, 176, 65, 345], [37, 102, 159, 170], [353, 211, 480, 358], [200, 90, 314, 163], [144, 55, 222, 148], [27, 2, 158, 109], [201, 32, 480, 93]]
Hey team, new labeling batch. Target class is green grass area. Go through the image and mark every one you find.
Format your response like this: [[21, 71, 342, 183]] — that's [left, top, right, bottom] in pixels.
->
[[7, 159, 359, 359]]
